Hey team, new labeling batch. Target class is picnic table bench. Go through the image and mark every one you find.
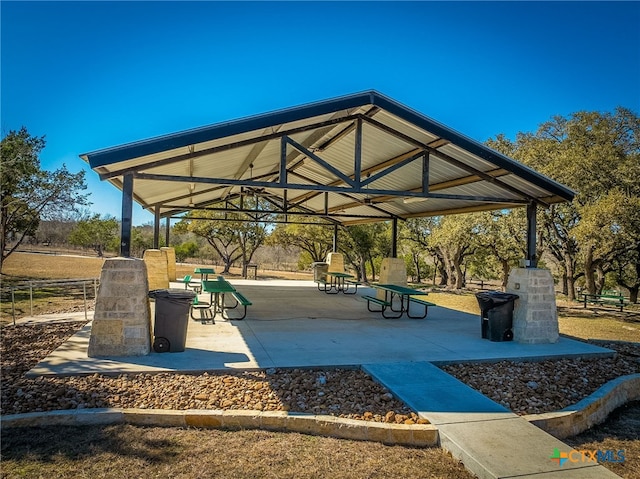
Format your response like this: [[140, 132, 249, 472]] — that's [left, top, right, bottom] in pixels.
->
[[366, 284, 436, 319], [582, 292, 629, 312], [190, 276, 252, 322]]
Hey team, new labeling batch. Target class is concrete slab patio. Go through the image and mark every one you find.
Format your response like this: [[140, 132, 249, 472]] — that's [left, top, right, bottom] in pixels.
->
[[21, 278, 622, 479], [27, 279, 613, 376]]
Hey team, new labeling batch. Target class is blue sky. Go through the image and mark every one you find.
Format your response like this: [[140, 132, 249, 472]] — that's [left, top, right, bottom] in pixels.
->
[[2, 1, 639, 225]]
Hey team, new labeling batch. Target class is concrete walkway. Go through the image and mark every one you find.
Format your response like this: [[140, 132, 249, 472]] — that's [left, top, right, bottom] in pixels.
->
[[365, 362, 621, 479], [20, 279, 621, 478]]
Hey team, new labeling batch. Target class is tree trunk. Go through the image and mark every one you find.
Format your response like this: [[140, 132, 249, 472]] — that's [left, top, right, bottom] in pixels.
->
[[561, 272, 568, 296], [500, 259, 510, 290], [360, 256, 368, 283], [584, 247, 597, 294], [565, 255, 577, 301], [453, 261, 464, 289]]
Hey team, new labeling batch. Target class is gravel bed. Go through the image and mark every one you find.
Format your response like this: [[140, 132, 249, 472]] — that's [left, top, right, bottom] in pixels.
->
[[441, 341, 640, 414], [2, 321, 639, 420], [1, 322, 419, 424]]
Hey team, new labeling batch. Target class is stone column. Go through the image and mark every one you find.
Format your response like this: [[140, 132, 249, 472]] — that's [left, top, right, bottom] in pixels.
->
[[88, 257, 152, 357], [143, 249, 169, 291], [506, 268, 559, 344], [161, 247, 176, 281], [377, 257, 407, 300], [325, 252, 345, 273]]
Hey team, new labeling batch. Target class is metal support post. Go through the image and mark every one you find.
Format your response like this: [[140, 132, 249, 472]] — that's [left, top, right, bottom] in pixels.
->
[[120, 173, 134, 257]]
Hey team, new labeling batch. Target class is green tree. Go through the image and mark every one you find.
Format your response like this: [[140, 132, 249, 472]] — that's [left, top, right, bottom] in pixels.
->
[[339, 223, 388, 282], [174, 197, 271, 273], [1, 127, 88, 270], [174, 241, 199, 263], [68, 214, 119, 257], [268, 221, 333, 264], [474, 210, 528, 288], [429, 215, 478, 289], [401, 217, 445, 285], [487, 107, 640, 300]]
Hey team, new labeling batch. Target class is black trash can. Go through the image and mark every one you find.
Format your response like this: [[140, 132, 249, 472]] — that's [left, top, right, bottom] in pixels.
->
[[148, 289, 196, 353], [475, 291, 519, 342]]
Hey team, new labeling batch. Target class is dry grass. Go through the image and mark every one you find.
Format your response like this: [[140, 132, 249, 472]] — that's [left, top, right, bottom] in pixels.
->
[[2, 253, 639, 478], [0, 425, 473, 479], [0, 252, 311, 323]]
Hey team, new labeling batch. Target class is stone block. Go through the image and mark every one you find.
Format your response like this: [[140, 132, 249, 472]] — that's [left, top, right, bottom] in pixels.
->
[[185, 410, 224, 428], [259, 411, 288, 432], [161, 247, 177, 281], [377, 257, 407, 299], [143, 249, 169, 291], [286, 414, 319, 435], [325, 252, 345, 273], [386, 424, 414, 445], [124, 409, 186, 427], [507, 268, 558, 344], [333, 418, 367, 441], [411, 425, 439, 447], [366, 422, 392, 444], [88, 258, 151, 357], [221, 410, 261, 429]]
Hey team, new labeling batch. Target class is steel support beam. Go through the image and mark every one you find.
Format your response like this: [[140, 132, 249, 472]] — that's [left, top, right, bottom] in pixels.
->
[[526, 202, 537, 267], [391, 218, 398, 257], [153, 205, 161, 249], [120, 173, 133, 257]]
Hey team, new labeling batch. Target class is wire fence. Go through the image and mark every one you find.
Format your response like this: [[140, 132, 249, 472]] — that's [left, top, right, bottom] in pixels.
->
[[1, 278, 100, 326]]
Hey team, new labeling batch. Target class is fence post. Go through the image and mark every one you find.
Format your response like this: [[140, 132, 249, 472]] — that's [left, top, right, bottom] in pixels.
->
[[11, 288, 16, 326], [83, 282, 88, 322], [29, 282, 33, 317]]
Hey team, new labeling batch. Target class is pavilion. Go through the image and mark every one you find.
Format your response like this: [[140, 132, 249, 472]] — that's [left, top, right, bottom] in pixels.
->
[[80, 90, 574, 262]]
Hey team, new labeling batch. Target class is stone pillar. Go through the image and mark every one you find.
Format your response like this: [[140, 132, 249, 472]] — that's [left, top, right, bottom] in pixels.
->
[[377, 257, 407, 300], [326, 252, 345, 273], [161, 247, 176, 281], [506, 268, 559, 344], [143, 249, 169, 291], [88, 257, 152, 357]]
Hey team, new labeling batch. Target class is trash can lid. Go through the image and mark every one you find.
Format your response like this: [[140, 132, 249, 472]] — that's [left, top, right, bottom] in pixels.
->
[[475, 291, 519, 307], [148, 288, 196, 299], [311, 262, 329, 266]]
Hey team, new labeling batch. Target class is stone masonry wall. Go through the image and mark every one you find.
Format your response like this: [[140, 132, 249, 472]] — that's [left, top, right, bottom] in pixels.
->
[[377, 258, 407, 301], [506, 268, 559, 344], [161, 247, 176, 281], [88, 257, 152, 357], [143, 249, 169, 291], [325, 252, 345, 273]]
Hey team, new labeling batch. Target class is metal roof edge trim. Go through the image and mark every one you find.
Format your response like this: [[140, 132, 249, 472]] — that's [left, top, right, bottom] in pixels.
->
[[80, 91, 379, 168], [368, 92, 575, 202]]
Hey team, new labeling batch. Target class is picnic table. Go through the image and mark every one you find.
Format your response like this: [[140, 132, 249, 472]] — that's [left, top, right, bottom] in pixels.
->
[[365, 283, 435, 319], [192, 277, 252, 321], [317, 271, 355, 294], [194, 267, 216, 282], [582, 292, 628, 312]]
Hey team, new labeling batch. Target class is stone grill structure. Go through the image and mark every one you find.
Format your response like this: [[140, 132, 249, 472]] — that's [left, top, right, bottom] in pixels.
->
[[88, 257, 152, 357], [507, 268, 559, 344]]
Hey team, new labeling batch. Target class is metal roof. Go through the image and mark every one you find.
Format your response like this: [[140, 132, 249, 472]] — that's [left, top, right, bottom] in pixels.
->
[[80, 90, 575, 225]]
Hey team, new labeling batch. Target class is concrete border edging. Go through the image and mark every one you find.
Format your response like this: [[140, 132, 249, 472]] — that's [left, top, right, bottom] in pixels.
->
[[3, 374, 638, 445], [0, 408, 439, 447], [525, 373, 640, 439]]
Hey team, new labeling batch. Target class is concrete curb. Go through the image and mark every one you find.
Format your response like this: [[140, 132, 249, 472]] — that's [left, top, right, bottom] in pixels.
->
[[525, 373, 640, 439], [0, 408, 439, 447]]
